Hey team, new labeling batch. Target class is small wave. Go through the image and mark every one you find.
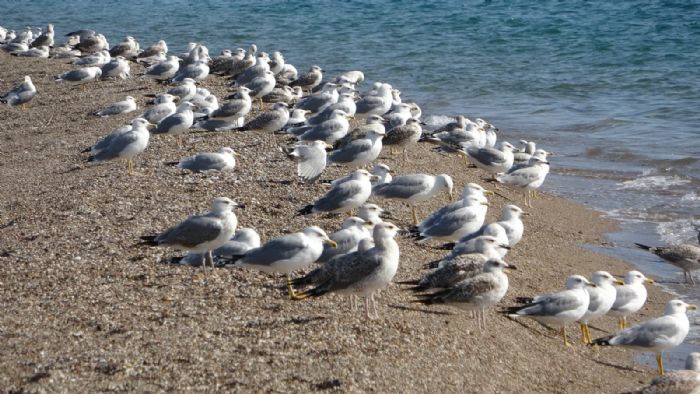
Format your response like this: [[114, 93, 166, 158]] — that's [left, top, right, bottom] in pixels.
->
[[657, 219, 700, 245], [618, 175, 691, 190], [421, 115, 456, 131]]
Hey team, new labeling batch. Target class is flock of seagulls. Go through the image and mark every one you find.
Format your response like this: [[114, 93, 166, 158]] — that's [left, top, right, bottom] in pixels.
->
[[2, 21, 700, 383]]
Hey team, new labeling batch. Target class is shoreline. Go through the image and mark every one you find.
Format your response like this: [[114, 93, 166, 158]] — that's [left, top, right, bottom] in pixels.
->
[[0, 52, 676, 392]]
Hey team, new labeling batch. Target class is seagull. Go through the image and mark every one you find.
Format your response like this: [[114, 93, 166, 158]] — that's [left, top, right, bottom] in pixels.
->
[[417, 183, 490, 233], [55, 67, 102, 84], [145, 55, 180, 81], [372, 174, 454, 225], [414, 258, 514, 329], [439, 235, 511, 263], [298, 109, 352, 144], [635, 242, 700, 284], [100, 56, 131, 79], [496, 154, 550, 207], [503, 275, 594, 347], [152, 102, 195, 147], [592, 300, 697, 375], [283, 140, 331, 182], [231, 226, 336, 298], [383, 118, 423, 160], [399, 252, 489, 292], [167, 78, 198, 101], [609, 270, 655, 330], [355, 83, 393, 119], [140, 197, 242, 267], [415, 196, 489, 243], [94, 96, 137, 117], [87, 118, 153, 175], [370, 163, 392, 187], [465, 141, 515, 178], [138, 39, 168, 60], [238, 102, 289, 132], [578, 271, 624, 344], [0, 75, 36, 108], [142, 93, 177, 124], [166, 147, 238, 173], [298, 169, 377, 215], [174, 228, 261, 266], [289, 222, 401, 319], [12, 45, 49, 58], [290, 65, 323, 92], [316, 217, 371, 264], [30, 23, 53, 48], [328, 128, 385, 167], [357, 203, 386, 232], [198, 86, 252, 130], [627, 352, 700, 391], [109, 36, 140, 59], [452, 204, 527, 250]]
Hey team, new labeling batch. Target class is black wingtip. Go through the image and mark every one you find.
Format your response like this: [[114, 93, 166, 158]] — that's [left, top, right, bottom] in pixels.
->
[[422, 260, 441, 269], [164, 161, 179, 167], [297, 204, 314, 216], [514, 296, 534, 304], [634, 242, 652, 251], [138, 235, 159, 246], [395, 279, 420, 286], [589, 336, 612, 347], [87, 155, 97, 163]]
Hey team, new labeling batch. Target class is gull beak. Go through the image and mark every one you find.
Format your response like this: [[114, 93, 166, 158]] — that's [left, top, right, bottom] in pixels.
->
[[345, 115, 354, 120], [370, 175, 381, 181], [457, 150, 469, 158], [481, 202, 490, 207], [363, 221, 374, 228], [304, 110, 312, 114], [146, 122, 157, 130], [586, 283, 597, 287], [499, 244, 511, 250], [688, 304, 698, 310], [483, 190, 494, 196], [324, 239, 337, 248], [521, 212, 531, 216], [235, 203, 246, 209], [233, 152, 241, 157], [645, 278, 655, 284], [504, 263, 516, 273], [448, 192, 454, 202], [613, 279, 625, 285], [324, 142, 334, 150]]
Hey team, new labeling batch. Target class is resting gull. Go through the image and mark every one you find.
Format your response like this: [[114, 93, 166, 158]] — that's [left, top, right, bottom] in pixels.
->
[[328, 128, 385, 167], [166, 147, 238, 173], [152, 102, 195, 146], [140, 197, 241, 267], [383, 118, 423, 160], [95, 96, 137, 117], [316, 216, 371, 264], [1, 75, 36, 108], [145, 55, 180, 81], [238, 102, 289, 132], [55, 67, 102, 84], [465, 141, 515, 179], [400, 252, 489, 292], [100, 56, 131, 79], [175, 228, 261, 266], [415, 196, 489, 243], [290, 65, 323, 91], [142, 93, 177, 124]]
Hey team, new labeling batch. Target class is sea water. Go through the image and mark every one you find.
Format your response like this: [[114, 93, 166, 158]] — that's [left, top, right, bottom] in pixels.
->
[[2, 0, 699, 370]]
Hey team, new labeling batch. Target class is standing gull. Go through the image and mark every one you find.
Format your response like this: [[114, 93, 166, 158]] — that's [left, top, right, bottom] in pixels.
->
[[635, 242, 700, 284], [140, 197, 241, 267], [592, 300, 697, 375], [290, 65, 323, 92], [198, 86, 252, 130], [383, 118, 423, 161], [497, 155, 550, 208], [578, 271, 624, 344], [152, 102, 195, 147], [503, 275, 594, 346], [328, 128, 385, 167], [290, 222, 401, 319], [372, 173, 454, 225], [298, 169, 376, 215], [142, 93, 177, 124], [144, 55, 180, 81], [400, 252, 489, 292], [299, 109, 352, 144], [55, 67, 102, 84], [370, 163, 392, 187], [231, 226, 336, 298], [87, 118, 153, 175], [465, 141, 515, 178], [626, 352, 700, 391], [415, 258, 514, 329], [238, 102, 289, 133], [415, 196, 489, 243], [610, 270, 654, 330], [417, 183, 490, 234]]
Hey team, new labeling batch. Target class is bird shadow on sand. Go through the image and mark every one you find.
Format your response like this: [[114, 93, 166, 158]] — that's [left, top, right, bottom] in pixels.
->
[[389, 304, 454, 316], [590, 358, 643, 373]]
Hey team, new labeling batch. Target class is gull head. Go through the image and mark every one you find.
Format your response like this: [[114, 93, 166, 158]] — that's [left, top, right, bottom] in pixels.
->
[[502, 204, 525, 219], [373, 222, 399, 239], [566, 275, 595, 289], [303, 226, 335, 248], [591, 271, 622, 287], [664, 299, 697, 316], [341, 216, 366, 230], [219, 147, 237, 156], [211, 197, 242, 213], [624, 270, 654, 285], [436, 174, 454, 201], [233, 228, 261, 248]]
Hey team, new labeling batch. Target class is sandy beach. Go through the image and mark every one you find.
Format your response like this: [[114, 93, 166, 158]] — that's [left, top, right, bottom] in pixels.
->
[[0, 52, 674, 392]]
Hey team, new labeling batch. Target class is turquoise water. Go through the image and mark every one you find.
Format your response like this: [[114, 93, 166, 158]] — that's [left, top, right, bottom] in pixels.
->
[[3, 0, 700, 369]]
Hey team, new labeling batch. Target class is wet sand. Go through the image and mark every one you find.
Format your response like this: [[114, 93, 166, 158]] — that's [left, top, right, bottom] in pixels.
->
[[0, 52, 673, 392]]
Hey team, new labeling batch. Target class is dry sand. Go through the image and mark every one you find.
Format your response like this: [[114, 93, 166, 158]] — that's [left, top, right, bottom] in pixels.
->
[[0, 52, 673, 392]]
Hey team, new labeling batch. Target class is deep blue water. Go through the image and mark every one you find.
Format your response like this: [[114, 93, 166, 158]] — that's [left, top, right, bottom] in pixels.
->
[[3, 0, 700, 370]]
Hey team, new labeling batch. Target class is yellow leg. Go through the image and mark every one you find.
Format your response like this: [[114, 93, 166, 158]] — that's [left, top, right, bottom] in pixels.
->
[[657, 353, 664, 375], [411, 206, 418, 225], [287, 275, 307, 300], [561, 327, 572, 347], [579, 323, 588, 344]]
